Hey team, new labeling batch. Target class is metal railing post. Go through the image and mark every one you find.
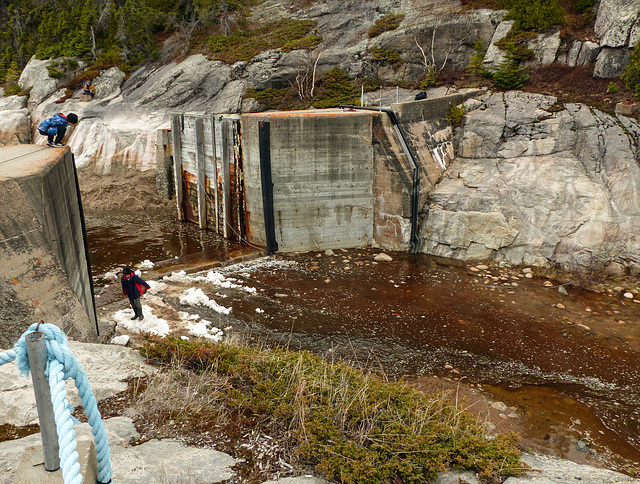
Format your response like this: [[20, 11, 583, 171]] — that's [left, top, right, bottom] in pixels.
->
[[25, 330, 60, 471]]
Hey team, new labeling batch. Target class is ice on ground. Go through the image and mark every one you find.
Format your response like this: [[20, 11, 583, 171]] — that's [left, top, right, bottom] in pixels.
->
[[113, 304, 171, 336], [163, 270, 192, 283], [179, 287, 231, 315], [103, 268, 120, 281], [138, 259, 155, 270], [147, 280, 167, 293], [110, 335, 130, 346], [188, 319, 224, 341], [164, 269, 257, 294]]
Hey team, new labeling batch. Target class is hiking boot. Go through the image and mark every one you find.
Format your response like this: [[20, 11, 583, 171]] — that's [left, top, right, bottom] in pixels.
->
[[51, 142, 65, 147], [138, 315, 144, 321], [130, 314, 138, 320], [46, 141, 53, 147]]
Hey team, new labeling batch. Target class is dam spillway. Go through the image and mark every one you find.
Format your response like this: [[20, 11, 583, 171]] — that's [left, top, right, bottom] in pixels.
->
[[163, 91, 482, 252]]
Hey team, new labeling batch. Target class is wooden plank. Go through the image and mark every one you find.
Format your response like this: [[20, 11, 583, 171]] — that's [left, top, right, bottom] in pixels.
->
[[221, 118, 231, 239], [195, 118, 207, 229], [170, 115, 184, 221]]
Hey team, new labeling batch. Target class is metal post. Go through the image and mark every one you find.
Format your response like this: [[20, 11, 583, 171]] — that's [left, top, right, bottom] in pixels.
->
[[26, 331, 60, 471]]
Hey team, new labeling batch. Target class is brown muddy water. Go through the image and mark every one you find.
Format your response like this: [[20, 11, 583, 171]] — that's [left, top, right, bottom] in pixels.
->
[[85, 209, 640, 476]]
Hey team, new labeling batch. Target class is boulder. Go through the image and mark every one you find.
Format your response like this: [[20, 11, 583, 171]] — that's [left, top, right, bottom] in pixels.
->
[[593, 46, 631, 78], [0, 107, 30, 145], [527, 31, 561, 66], [567, 41, 582, 67], [595, 0, 640, 48], [18, 58, 59, 106], [483, 20, 514, 70], [576, 41, 601, 65]]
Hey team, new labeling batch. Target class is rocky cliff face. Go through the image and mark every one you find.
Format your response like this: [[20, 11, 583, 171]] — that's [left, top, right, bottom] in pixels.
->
[[420, 91, 640, 274]]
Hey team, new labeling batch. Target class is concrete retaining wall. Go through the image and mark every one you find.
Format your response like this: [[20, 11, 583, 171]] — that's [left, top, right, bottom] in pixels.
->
[[242, 111, 375, 250], [0, 145, 97, 349]]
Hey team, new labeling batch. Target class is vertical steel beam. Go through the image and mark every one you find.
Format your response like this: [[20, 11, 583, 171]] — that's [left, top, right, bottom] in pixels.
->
[[258, 121, 278, 253]]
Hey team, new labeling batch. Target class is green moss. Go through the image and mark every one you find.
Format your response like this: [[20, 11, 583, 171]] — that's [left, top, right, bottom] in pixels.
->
[[140, 336, 522, 484], [368, 14, 404, 38]]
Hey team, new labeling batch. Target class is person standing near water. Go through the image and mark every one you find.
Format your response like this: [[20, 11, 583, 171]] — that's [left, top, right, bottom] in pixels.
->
[[121, 267, 150, 321]]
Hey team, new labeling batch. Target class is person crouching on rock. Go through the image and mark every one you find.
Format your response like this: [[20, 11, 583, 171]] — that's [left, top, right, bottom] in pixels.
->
[[37, 112, 78, 147], [121, 267, 151, 321]]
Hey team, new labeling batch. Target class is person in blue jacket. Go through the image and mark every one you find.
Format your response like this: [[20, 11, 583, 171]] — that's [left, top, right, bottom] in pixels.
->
[[37, 112, 78, 147], [121, 267, 151, 321]]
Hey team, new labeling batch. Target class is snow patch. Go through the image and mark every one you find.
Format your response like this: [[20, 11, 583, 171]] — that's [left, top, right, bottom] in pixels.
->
[[179, 287, 231, 315], [113, 304, 171, 336]]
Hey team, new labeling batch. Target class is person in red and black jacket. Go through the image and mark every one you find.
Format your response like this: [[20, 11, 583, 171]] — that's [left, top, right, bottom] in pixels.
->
[[121, 267, 151, 321]]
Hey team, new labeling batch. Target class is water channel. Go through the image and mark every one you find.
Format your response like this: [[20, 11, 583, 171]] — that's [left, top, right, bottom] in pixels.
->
[[85, 208, 640, 476]]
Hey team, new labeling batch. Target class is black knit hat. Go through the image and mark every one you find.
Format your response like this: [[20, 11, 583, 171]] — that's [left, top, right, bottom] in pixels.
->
[[123, 267, 132, 275], [67, 113, 78, 124]]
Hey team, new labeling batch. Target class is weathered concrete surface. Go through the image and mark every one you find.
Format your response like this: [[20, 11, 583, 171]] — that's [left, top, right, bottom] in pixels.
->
[[241, 110, 376, 251], [0, 145, 97, 347], [239, 104, 459, 252]]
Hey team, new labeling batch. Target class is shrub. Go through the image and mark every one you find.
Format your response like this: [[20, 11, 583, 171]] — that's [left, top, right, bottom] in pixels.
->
[[419, 64, 438, 89], [46, 62, 64, 79], [312, 67, 360, 108], [622, 44, 640, 96], [369, 46, 403, 64], [504, 0, 564, 31], [208, 19, 320, 63], [466, 38, 487, 78], [3, 61, 21, 95], [572, 0, 597, 14], [607, 82, 620, 94], [139, 336, 523, 484], [446, 104, 466, 126], [281, 35, 322, 53], [493, 53, 528, 90], [368, 14, 404, 38]]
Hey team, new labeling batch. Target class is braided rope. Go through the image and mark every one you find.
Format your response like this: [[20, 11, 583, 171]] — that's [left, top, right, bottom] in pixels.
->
[[0, 323, 113, 483]]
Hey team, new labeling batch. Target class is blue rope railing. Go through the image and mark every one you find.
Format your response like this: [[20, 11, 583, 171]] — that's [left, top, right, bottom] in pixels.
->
[[0, 323, 113, 483]]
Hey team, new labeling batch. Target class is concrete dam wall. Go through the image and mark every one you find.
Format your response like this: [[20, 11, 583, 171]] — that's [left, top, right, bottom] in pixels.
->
[[0, 145, 98, 348], [163, 90, 483, 252]]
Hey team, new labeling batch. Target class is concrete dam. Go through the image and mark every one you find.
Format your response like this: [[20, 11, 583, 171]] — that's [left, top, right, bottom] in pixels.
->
[[0, 145, 98, 348], [160, 90, 482, 252]]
